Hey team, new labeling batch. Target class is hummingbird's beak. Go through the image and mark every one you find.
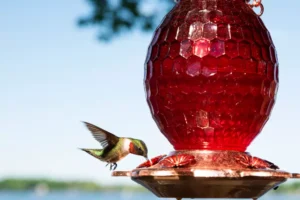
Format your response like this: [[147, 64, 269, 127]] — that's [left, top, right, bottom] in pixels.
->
[[145, 156, 153, 165], [144, 155, 149, 161]]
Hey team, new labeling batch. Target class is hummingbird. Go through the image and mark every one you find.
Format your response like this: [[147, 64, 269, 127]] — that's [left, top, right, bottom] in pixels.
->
[[80, 121, 149, 170]]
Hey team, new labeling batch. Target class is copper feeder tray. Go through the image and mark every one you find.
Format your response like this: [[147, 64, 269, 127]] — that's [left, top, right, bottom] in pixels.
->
[[113, 168, 294, 199], [112, 151, 300, 199]]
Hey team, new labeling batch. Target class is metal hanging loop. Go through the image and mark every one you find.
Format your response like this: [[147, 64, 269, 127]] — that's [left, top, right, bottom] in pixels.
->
[[246, 0, 264, 16]]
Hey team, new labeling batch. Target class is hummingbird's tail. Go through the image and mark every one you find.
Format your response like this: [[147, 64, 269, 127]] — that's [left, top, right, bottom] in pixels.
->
[[79, 148, 103, 159], [78, 148, 88, 153]]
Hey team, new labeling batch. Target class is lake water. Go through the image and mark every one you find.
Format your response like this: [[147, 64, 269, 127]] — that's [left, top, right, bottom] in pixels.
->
[[0, 192, 299, 200]]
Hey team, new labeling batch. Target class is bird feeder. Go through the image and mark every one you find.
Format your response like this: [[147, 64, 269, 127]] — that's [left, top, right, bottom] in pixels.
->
[[112, 0, 300, 199]]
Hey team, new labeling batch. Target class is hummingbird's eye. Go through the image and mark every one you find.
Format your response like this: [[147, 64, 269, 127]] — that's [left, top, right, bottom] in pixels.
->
[[138, 147, 143, 153]]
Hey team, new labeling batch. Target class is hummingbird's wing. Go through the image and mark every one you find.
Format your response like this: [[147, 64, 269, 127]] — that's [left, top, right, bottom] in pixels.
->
[[82, 121, 119, 149]]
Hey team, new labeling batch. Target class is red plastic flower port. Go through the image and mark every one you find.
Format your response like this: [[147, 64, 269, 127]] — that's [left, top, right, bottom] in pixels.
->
[[136, 155, 167, 168], [235, 155, 279, 170], [159, 154, 196, 168]]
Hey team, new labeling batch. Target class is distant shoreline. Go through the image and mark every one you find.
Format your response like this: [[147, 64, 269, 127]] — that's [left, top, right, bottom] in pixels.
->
[[0, 178, 300, 194], [0, 178, 147, 192]]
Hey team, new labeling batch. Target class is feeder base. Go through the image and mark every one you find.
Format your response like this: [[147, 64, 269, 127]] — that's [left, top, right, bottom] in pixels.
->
[[129, 169, 289, 198], [112, 150, 299, 198]]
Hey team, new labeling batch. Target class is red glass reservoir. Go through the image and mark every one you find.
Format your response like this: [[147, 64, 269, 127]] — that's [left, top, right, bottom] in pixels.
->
[[144, 0, 278, 151]]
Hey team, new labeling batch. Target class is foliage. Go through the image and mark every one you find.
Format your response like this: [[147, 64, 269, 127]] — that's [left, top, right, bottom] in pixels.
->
[[2, 178, 300, 194], [274, 181, 300, 194], [78, 0, 175, 40], [0, 178, 146, 192]]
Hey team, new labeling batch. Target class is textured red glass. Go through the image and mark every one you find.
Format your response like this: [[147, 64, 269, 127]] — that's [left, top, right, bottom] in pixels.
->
[[144, 0, 278, 151]]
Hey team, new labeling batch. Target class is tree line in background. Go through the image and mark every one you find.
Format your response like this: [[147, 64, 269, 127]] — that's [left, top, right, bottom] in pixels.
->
[[0, 178, 300, 193], [0, 178, 145, 192]]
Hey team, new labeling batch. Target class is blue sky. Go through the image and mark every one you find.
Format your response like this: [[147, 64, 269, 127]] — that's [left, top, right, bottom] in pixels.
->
[[0, 0, 300, 185]]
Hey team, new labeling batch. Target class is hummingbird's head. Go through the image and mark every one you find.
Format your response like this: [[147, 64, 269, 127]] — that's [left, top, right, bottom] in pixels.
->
[[129, 139, 148, 160]]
